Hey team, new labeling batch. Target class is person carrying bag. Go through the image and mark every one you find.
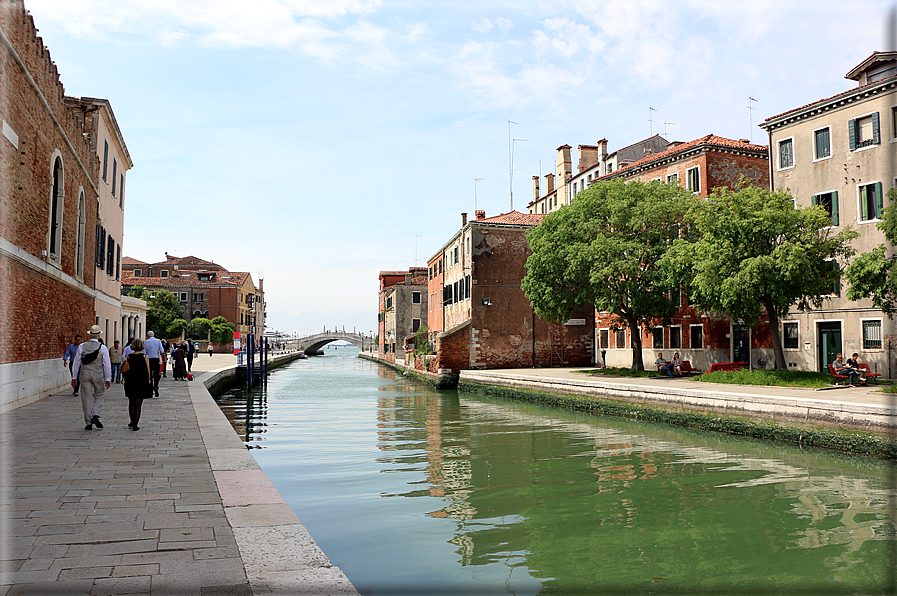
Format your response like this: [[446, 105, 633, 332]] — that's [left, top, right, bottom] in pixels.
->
[[123, 338, 153, 431]]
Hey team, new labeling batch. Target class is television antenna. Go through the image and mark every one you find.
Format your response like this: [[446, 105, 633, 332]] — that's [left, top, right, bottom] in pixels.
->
[[746, 97, 758, 142]]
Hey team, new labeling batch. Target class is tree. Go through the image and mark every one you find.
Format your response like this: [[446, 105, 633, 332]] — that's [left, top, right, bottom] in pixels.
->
[[522, 179, 694, 370], [845, 189, 897, 315], [127, 286, 188, 339], [186, 318, 212, 340], [209, 316, 235, 344], [662, 183, 858, 370]]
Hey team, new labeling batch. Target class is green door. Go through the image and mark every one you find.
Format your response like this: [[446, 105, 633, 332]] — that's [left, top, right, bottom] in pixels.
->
[[818, 322, 841, 373]]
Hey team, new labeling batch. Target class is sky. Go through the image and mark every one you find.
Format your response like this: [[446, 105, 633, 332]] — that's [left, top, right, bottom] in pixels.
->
[[23, 0, 896, 337]]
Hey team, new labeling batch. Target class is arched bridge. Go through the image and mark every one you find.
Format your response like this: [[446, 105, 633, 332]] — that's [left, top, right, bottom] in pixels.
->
[[296, 331, 370, 355]]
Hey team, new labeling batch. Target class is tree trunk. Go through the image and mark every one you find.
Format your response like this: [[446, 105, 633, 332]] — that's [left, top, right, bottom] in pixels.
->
[[628, 315, 645, 370], [763, 297, 788, 370]]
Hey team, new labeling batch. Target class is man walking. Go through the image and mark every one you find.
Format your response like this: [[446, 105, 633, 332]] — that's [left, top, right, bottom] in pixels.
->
[[109, 339, 123, 384], [63, 334, 82, 396], [71, 325, 111, 430], [144, 331, 164, 397], [186, 339, 195, 372]]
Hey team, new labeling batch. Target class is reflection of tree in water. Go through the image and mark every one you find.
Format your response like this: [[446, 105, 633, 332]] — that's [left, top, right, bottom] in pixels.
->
[[379, 393, 894, 593]]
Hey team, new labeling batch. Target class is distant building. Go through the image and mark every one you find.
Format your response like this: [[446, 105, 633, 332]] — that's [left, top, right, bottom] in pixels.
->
[[426, 211, 594, 371], [759, 51, 897, 373], [65, 97, 134, 344], [593, 135, 770, 370], [0, 3, 98, 409], [122, 254, 265, 340], [377, 268, 427, 361]]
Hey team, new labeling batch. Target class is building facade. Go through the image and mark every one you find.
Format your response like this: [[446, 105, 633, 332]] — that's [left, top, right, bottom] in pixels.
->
[[378, 268, 427, 359], [760, 51, 897, 374], [593, 135, 771, 370], [427, 211, 594, 372], [0, 2, 99, 409]]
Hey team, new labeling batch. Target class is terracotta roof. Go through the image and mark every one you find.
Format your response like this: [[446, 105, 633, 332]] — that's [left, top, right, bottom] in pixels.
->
[[122, 271, 243, 288], [122, 256, 147, 266], [598, 135, 767, 181], [479, 210, 544, 226], [409, 275, 428, 285], [763, 72, 897, 124]]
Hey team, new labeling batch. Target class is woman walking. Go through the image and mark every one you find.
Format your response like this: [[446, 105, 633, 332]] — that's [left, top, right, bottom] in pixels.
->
[[172, 343, 188, 380], [123, 338, 153, 431]]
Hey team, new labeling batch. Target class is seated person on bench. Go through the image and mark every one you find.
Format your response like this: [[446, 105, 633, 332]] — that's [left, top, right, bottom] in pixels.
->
[[655, 353, 674, 377], [833, 353, 865, 387], [845, 353, 868, 386]]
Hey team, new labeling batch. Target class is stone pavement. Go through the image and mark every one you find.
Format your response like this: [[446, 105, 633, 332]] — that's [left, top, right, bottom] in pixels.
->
[[0, 355, 359, 596]]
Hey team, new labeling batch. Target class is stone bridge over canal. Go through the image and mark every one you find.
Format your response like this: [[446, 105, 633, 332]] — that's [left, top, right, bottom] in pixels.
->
[[296, 331, 370, 355]]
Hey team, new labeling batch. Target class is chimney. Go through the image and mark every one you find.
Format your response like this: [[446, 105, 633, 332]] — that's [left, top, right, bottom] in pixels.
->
[[739, 138, 751, 144], [597, 138, 608, 160], [578, 145, 599, 172], [461, 212, 467, 226], [545, 173, 555, 195], [475, 210, 486, 220], [532, 175, 540, 200], [557, 144, 572, 182]]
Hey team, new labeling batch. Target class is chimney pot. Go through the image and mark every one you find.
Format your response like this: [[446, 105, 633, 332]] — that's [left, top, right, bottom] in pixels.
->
[[475, 210, 486, 220], [461, 212, 467, 226]]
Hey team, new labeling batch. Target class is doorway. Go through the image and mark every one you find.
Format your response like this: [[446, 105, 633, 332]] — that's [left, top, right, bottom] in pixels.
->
[[732, 325, 750, 363], [817, 322, 842, 373]]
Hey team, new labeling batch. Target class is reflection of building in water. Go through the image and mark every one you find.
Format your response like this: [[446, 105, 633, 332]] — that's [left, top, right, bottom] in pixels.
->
[[214, 388, 268, 448]]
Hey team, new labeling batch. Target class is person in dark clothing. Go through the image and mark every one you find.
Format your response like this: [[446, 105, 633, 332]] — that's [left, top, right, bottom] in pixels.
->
[[172, 343, 188, 380], [186, 339, 196, 372], [123, 338, 153, 431]]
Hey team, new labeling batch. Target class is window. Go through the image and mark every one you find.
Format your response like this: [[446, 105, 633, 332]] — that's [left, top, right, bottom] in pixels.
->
[[412, 292, 421, 304], [386, 295, 393, 309], [453, 280, 459, 303], [667, 173, 679, 185], [115, 243, 120, 280], [102, 140, 108, 182], [615, 329, 626, 349], [892, 105, 897, 139], [812, 191, 839, 225], [49, 156, 64, 259], [778, 138, 794, 169], [599, 329, 609, 349], [134, 268, 142, 277], [438, 259, 443, 274], [686, 166, 700, 193], [859, 182, 883, 221], [454, 247, 459, 264], [783, 322, 799, 349], [652, 327, 663, 349], [863, 320, 882, 349], [160, 270, 169, 278], [443, 284, 452, 305], [849, 113, 880, 150], [75, 191, 85, 278], [111, 158, 117, 196], [669, 326, 681, 349], [465, 275, 471, 299], [95, 225, 106, 270], [412, 319, 421, 332], [814, 127, 831, 160], [823, 260, 841, 296], [119, 173, 124, 208], [690, 325, 703, 349], [179, 292, 187, 302], [194, 293, 204, 302]]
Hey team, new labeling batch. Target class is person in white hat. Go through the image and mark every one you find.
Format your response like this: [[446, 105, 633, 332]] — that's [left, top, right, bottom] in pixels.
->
[[71, 325, 112, 430]]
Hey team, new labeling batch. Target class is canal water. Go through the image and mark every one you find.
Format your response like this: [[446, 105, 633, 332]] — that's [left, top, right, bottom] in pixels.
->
[[216, 346, 896, 595]]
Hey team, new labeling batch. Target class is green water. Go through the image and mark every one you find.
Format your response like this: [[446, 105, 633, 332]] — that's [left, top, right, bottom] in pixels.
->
[[216, 346, 896, 595]]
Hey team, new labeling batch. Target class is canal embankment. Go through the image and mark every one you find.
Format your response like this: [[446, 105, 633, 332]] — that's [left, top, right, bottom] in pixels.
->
[[1, 351, 360, 595], [359, 352, 896, 456]]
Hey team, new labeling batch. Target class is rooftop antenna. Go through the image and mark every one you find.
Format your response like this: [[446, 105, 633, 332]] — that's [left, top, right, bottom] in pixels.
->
[[511, 138, 526, 211], [648, 107, 657, 135], [508, 120, 519, 211], [746, 97, 758, 142], [474, 177, 482, 210], [663, 122, 676, 137], [414, 235, 423, 267]]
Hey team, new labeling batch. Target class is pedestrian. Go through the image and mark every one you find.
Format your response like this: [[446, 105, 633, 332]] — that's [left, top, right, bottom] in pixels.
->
[[161, 339, 169, 378], [144, 331, 164, 397], [71, 325, 111, 430], [172, 343, 188, 380], [63, 334, 82, 396], [186, 339, 195, 372], [208, 342, 214, 357], [109, 339, 123, 384], [123, 338, 153, 431]]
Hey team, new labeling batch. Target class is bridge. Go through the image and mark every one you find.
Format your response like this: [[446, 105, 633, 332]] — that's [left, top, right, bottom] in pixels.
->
[[293, 331, 371, 355]]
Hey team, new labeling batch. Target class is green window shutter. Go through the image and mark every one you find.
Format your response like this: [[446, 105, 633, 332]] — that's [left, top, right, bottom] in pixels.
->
[[860, 186, 869, 220], [848, 119, 857, 150], [875, 182, 884, 218], [832, 191, 839, 226], [811, 194, 818, 206], [872, 112, 881, 145]]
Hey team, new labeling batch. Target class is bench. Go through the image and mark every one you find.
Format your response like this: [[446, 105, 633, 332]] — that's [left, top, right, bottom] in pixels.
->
[[709, 362, 749, 372], [858, 363, 881, 384], [827, 364, 851, 384], [656, 360, 700, 376]]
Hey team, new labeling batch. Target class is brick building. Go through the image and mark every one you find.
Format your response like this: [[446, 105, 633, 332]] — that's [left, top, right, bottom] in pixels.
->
[[122, 254, 265, 341], [593, 135, 770, 370], [426, 211, 594, 372], [0, 2, 101, 409], [377, 267, 427, 360]]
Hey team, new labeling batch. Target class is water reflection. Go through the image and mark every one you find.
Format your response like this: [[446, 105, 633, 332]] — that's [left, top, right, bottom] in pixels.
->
[[217, 349, 895, 595]]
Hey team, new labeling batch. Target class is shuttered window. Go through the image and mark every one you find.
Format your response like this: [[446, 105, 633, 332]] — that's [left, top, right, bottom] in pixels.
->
[[814, 128, 831, 159], [849, 113, 880, 150], [811, 191, 839, 225], [778, 138, 793, 168], [102, 140, 108, 182], [859, 182, 883, 221]]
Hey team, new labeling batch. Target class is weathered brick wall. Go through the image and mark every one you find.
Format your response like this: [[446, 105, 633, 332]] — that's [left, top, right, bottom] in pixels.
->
[[706, 152, 769, 192], [0, 1, 98, 364], [435, 322, 470, 372]]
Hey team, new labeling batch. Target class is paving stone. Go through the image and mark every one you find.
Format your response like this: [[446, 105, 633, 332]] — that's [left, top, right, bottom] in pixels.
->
[[4, 578, 94, 595], [56, 565, 112, 580], [90, 574, 151, 595], [89, 540, 158, 557], [50, 555, 122, 569]]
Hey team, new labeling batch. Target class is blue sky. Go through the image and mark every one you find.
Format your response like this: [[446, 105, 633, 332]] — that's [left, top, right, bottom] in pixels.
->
[[26, 0, 895, 336]]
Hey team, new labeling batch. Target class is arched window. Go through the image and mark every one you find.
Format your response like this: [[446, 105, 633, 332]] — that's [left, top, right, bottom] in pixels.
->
[[75, 189, 85, 278], [48, 154, 64, 260]]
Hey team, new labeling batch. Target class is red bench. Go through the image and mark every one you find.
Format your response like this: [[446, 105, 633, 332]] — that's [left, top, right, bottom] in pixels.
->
[[827, 364, 851, 384], [858, 363, 881, 384], [656, 360, 700, 376], [709, 362, 748, 372]]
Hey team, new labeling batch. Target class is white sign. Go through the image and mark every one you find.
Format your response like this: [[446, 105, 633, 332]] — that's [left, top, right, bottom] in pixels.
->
[[564, 319, 586, 326]]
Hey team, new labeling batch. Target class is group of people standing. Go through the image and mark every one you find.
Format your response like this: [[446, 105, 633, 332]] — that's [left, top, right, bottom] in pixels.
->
[[62, 330, 210, 432]]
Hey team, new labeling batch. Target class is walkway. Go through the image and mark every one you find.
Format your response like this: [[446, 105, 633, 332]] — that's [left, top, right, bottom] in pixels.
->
[[1, 352, 358, 595]]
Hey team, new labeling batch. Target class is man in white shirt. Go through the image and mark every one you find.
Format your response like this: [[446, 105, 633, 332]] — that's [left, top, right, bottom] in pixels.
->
[[72, 325, 112, 430], [144, 331, 165, 397]]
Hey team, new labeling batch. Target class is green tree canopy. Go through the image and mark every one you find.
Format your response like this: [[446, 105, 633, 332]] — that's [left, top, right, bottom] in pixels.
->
[[522, 179, 694, 370], [185, 318, 212, 340], [209, 316, 235, 344], [661, 183, 857, 370], [845, 189, 897, 315], [127, 286, 188, 340]]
